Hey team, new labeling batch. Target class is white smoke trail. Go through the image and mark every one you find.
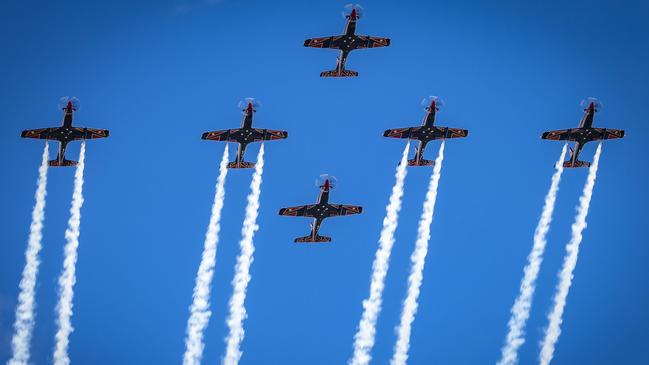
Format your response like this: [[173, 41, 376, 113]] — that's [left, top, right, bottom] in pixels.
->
[[497, 144, 568, 365], [391, 141, 445, 365], [8, 143, 50, 365], [183, 145, 230, 365], [223, 144, 265, 365], [53, 142, 86, 365], [349, 142, 410, 365], [539, 143, 602, 365]]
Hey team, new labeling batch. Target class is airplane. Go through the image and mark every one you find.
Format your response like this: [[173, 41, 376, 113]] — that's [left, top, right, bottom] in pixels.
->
[[541, 98, 625, 168], [278, 177, 363, 243], [303, 4, 390, 77], [383, 97, 469, 166], [21, 98, 109, 166], [201, 99, 288, 169]]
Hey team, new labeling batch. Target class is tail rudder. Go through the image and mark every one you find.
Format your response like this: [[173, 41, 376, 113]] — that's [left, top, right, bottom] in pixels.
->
[[407, 158, 434, 167], [320, 69, 358, 77], [563, 160, 590, 168], [49, 159, 78, 167], [227, 160, 255, 169], [294, 235, 332, 243]]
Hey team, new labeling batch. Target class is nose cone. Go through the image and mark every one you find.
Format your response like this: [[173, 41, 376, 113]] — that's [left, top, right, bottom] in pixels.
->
[[66, 101, 73, 111], [247, 102, 254, 112], [589, 101, 596, 111], [350, 8, 357, 19], [324, 179, 330, 190], [430, 100, 436, 111]]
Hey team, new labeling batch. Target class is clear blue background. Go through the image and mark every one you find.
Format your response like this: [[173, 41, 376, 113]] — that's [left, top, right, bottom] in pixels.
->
[[1, 0, 647, 364]]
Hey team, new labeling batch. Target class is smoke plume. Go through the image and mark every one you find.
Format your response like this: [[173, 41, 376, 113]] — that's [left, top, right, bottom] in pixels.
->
[[183, 145, 230, 365], [349, 142, 410, 365], [391, 142, 445, 365], [539, 143, 602, 365], [223, 144, 265, 365], [497, 144, 568, 365], [8, 143, 50, 365]]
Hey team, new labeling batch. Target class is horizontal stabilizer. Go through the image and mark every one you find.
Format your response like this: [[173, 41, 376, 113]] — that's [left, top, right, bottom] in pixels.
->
[[563, 160, 590, 168], [49, 159, 78, 167], [227, 161, 255, 169], [320, 69, 359, 77], [294, 235, 332, 243], [407, 159, 434, 167]]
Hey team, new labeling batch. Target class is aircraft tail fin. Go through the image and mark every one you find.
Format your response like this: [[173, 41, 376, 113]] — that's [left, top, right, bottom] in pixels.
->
[[49, 159, 78, 167], [407, 158, 434, 167], [294, 235, 332, 243], [320, 69, 358, 77], [563, 160, 590, 168], [227, 160, 255, 169]]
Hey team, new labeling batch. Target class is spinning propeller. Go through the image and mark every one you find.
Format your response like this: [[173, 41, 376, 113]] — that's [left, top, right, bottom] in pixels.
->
[[342, 3, 364, 19], [315, 174, 337, 189], [421, 96, 444, 111], [58, 96, 80, 111], [238, 97, 262, 112], [580, 97, 602, 111]]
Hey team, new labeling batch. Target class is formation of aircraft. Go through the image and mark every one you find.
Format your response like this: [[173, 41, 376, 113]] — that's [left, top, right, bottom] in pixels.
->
[[18, 6, 627, 243], [278, 177, 363, 243], [541, 98, 625, 168], [201, 98, 288, 168], [304, 4, 390, 77], [21, 98, 109, 167], [384, 97, 469, 166]]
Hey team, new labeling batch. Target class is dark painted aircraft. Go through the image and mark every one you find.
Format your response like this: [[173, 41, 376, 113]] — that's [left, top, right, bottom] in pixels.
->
[[21, 98, 109, 167], [304, 4, 390, 77], [278, 177, 363, 243], [202, 99, 288, 169], [541, 98, 625, 168], [383, 97, 469, 166]]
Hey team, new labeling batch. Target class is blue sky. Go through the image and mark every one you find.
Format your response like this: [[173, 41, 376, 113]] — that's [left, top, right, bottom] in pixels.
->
[[1, 0, 648, 364]]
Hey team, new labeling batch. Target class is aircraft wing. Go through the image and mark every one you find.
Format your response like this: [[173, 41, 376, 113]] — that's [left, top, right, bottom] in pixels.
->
[[202, 128, 288, 143], [437, 127, 469, 139], [384, 127, 419, 139], [70, 127, 109, 140], [22, 127, 109, 140], [383, 126, 468, 140], [21, 127, 62, 140], [585, 128, 625, 140], [542, 128, 582, 141], [541, 128, 625, 141], [327, 204, 363, 217], [354, 36, 391, 49], [202, 129, 239, 142], [251, 128, 289, 141], [278, 205, 317, 217], [304, 36, 342, 49]]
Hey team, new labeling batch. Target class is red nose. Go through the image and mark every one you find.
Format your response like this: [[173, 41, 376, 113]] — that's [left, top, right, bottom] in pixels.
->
[[350, 9, 357, 19], [324, 179, 330, 189], [430, 100, 436, 110], [67, 101, 73, 110], [247, 102, 253, 111]]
